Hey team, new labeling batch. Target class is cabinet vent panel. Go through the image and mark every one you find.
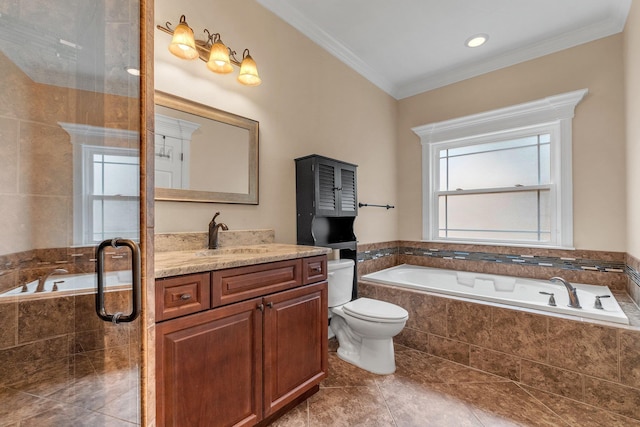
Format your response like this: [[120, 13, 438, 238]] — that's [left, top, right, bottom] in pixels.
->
[[318, 164, 336, 210], [340, 169, 356, 211]]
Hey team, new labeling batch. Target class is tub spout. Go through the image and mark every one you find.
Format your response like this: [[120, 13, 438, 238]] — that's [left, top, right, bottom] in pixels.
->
[[35, 268, 68, 293], [550, 277, 581, 308]]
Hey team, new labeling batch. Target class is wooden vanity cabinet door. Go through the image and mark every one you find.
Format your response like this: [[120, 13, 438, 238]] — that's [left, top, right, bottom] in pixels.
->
[[156, 298, 263, 427], [262, 282, 328, 417]]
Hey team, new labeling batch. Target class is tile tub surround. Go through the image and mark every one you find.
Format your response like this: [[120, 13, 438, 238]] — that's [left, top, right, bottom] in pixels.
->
[[358, 279, 640, 421], [0, 246, 133, 295]]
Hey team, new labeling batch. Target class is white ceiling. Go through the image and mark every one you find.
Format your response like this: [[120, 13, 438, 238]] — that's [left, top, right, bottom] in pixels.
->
[[256, 0, 631, 99]]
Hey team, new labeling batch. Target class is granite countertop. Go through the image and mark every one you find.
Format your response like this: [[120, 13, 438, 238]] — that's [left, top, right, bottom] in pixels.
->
[[155, 244, 332, 278]]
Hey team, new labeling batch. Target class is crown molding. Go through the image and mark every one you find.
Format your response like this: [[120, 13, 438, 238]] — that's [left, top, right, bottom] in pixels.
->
[[257, 0, 629, 100], [255, 0, 398, 96]]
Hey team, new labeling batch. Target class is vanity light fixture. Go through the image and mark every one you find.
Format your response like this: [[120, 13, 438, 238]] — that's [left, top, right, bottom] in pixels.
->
[[157, 15, 261, 86], [465, 33, 489, 48]]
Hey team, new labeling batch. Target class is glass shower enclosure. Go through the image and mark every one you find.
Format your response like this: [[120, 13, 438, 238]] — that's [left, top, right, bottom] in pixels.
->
[[0, 0, 145, 425]]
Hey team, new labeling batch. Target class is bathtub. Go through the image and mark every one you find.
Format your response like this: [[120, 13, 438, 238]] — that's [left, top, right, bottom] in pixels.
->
[[0, 270, 132, 301], [361, 264, 629, 325]]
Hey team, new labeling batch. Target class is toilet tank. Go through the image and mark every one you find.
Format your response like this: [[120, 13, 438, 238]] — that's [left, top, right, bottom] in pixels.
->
[[327, 259, 354, 307]]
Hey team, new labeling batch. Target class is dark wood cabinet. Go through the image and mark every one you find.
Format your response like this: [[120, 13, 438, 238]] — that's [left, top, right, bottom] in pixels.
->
[[156, 256, 328, 427], [295, 155, 358, 249], [295, 154, 358, 297], [295, 154, 358, 218]]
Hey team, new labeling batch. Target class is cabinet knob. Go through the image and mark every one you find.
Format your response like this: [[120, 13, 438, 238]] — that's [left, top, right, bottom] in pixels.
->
[[266, 302, 274, 309], [257, 303, 264, 312], [180, 293, 192, 301]]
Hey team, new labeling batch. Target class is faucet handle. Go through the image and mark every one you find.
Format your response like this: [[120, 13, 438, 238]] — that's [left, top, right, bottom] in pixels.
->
[[539, 291, 557, 307], [594, 295, 610, 310]]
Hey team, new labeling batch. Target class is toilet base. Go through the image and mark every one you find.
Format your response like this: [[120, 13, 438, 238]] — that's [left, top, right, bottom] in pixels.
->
[[336, 336, 397, 375]]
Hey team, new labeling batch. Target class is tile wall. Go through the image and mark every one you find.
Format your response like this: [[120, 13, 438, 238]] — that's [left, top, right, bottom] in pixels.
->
[[356, 241, 640, 420]]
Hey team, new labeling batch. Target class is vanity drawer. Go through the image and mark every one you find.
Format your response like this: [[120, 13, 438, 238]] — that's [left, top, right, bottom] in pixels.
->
[[212, 259, 302, 307], [302, 255, 328, 285], [156, 272, 211, 321]]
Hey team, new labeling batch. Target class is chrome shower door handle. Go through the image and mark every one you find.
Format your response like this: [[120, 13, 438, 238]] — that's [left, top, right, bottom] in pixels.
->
[[96, 238, 141, 324]]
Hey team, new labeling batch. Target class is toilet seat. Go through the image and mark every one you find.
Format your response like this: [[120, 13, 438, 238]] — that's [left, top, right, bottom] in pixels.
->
[[342, 298, 408, 323]]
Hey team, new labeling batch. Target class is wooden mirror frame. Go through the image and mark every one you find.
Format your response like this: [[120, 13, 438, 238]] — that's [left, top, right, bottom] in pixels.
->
[[154, 91, 259, 204]]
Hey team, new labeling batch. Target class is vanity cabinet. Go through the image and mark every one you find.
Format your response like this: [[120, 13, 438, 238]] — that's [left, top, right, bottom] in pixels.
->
[[156, 297, 263, 427], [156, 256, 328, 427]]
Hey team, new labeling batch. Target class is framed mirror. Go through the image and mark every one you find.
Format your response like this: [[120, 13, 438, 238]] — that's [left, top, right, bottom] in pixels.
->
[[154, 91, 259, 204]]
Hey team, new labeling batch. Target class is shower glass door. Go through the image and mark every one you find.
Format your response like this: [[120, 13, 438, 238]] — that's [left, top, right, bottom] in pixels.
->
[[0, 0, 143, 425]]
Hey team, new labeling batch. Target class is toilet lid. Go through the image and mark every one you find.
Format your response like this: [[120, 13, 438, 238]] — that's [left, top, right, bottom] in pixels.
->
[[342, 298, 408, 323]]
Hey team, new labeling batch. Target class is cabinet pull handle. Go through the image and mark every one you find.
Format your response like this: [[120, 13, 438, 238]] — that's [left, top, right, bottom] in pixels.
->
[[257, 303, 264, 312], [266, 302, 274, 308], [180, 293, 191, 301], [310, 266, 321, 272]]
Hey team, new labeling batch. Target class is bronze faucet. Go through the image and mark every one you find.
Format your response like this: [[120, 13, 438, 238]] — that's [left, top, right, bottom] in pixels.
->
[[208, 212, 228, 249], [550, 277, 581, 308], [35, 268, 68, 293]]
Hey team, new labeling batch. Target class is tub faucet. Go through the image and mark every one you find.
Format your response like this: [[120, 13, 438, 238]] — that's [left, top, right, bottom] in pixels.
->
[[208, 212, 228, 249], [35, 268, 68, 293], [549, 277, 581, 308]]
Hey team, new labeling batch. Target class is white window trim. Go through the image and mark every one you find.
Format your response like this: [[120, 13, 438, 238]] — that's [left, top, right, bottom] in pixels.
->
[[411, 88, 588, 249], [59, 122, 140, 246]]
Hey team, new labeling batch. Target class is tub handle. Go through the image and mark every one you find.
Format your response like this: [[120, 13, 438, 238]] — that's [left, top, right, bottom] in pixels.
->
[[96, 238, 141, 324], [594, 295, 610, 310], [539, 291, 557, 307]]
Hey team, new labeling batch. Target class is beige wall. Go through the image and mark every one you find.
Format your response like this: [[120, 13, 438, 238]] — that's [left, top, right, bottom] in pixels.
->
[[155, 1, 631, 253], [396, 35, 627, 252], [154, 0, 398, 245], [625, 2, 640, 259]]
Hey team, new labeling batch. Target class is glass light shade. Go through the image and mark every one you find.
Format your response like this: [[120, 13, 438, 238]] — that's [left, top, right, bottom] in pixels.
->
[[237, 54, 261, 86], [206, 40, 233, 74], [169, 19, 199, 60]]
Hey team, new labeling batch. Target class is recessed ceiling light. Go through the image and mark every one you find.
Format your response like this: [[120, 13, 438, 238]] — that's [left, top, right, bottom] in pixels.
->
[[126, 67, 140, 76], [465, 34, 489, 48]]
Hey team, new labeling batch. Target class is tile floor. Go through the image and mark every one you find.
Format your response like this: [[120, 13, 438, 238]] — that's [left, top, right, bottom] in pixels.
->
[[270, 341, 640, 427]]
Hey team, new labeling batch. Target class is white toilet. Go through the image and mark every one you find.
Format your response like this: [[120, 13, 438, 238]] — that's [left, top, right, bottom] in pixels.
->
[[328, 259, 408, 375]]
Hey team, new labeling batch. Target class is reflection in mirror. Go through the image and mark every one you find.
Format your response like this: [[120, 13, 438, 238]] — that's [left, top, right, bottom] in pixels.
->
[[154, 91, 259, 204]]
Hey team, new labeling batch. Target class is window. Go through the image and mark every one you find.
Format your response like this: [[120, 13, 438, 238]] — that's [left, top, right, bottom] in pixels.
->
[[60, 122, 140, 245], [84, 146, 139, 244], [412, 89, 587, 248]]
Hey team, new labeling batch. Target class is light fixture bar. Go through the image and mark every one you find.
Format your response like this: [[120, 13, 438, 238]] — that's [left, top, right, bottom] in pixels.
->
[[156, 15, 261, 86]]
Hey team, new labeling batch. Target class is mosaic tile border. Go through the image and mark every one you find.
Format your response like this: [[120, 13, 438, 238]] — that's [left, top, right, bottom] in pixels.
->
[[396, 246, 625, 272], [357, 244, 630, 274], [628, 264, 640, 287]]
